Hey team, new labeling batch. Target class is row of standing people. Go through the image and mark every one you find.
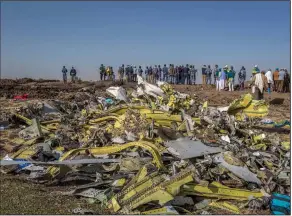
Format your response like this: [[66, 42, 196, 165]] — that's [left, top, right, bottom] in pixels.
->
[[115, 64, 246, 92]]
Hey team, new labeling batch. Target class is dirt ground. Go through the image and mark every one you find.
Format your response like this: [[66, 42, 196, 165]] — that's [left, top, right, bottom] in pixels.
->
[[0, 80, 290, 214]]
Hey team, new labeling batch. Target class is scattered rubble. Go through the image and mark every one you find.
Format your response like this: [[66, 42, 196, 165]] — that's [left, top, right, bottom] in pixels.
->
[[0, 76, 290, 215]]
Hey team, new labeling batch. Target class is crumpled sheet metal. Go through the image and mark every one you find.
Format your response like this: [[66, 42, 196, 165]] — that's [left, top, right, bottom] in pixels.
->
[[182, 181, 264, 200], [1, 78, 290, 215], [137, 75, 165, 99], [165, 138, 223, 159], [213, 153, 262, 185], [227, 93, 269, 120], [108, 166, 195, 212], [106, 86, 129, 102]]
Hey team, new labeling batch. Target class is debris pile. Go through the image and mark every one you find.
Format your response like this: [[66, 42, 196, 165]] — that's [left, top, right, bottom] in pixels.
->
[[0, 76, 290, 215]]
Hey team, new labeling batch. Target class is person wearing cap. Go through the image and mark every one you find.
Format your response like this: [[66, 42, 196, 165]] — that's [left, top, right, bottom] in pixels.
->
[[273, 68, 279, 91], [250, 70, 268, 100], [265, 69, 273, 94], [201, 65, 207, 85], [238, 66, 246, 91], [227, 66, 236, 91]]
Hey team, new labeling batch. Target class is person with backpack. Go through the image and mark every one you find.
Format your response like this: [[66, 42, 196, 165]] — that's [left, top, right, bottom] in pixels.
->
[[62, 66, 68, 84], [70, 67, 77, 83]]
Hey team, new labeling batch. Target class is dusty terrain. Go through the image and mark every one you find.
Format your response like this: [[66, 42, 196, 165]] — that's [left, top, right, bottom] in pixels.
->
[[0, 79, 290, 214]]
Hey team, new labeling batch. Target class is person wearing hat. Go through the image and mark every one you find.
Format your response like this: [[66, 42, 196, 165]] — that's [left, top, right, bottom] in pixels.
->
[[238, 66, 246, 91], [250, 69, 268, 100], [273, 68, 279, 91], [201, 65, 207, 85]]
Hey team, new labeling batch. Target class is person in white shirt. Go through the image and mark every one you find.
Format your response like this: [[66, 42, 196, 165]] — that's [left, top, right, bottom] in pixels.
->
[[265, 69, 273, 94]]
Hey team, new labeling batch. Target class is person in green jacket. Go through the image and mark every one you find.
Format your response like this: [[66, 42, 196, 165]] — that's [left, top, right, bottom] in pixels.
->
[[227, 66, 236, 91]]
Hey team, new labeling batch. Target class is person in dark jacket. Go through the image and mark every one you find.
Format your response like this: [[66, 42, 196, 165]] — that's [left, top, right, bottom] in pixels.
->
[[153, 65, 158, 83], [158, 65, 162, 81], [238, 66, 246, 90], [62, 66, 68, 84], [183, 64, 190, 85], [70, 67, 77, 83], [99, 64, 105, 81], [138, 66, 143, 77], [283, 69, 290, 93], [163, 64, 168, 82], [145, 66, 149, 81]]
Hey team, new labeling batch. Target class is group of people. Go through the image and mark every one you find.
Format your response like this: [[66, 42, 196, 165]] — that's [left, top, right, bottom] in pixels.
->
[[114, 64, 242, 92], [250, 66, 290, 100], [61, 64, 290, 99], [99, 64, 115, 81], [62, 66, 77, 83]]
